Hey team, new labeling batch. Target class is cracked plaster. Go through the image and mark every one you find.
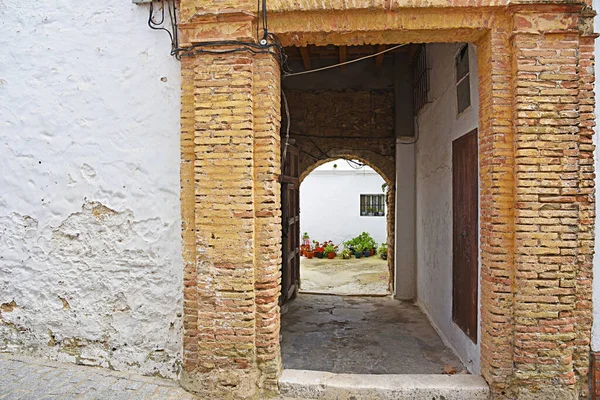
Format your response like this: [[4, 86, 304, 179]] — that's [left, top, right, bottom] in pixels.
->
[[0, 0, 183, 379]]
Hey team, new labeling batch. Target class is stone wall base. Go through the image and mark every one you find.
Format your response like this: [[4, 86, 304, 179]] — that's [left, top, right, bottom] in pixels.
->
[[180, 368, 264, 400]]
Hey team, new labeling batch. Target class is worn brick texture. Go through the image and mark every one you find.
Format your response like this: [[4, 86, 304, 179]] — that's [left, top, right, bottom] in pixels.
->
[[178, 1, 596, 399], [285, 89, 396, 183]]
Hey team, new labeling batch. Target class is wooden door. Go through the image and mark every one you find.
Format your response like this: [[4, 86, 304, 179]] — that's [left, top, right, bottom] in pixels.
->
[[452, 129, 478, 343], [280, 145, 300, 305]]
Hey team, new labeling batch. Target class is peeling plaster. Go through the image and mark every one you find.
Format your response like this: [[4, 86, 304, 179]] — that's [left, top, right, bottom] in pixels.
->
[[0, 0, 182, 379]]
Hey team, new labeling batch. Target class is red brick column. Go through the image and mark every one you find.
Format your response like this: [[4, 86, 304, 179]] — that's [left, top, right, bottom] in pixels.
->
[[253, 53, 283, 393], [180, 50, 262, 398], [508, 9, 593, 398], [477, 21, 516, 396], [574, 31, 595, 397]]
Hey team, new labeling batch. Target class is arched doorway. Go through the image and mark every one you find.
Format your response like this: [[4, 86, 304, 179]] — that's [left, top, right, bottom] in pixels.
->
[[298, 157, 395, 296]]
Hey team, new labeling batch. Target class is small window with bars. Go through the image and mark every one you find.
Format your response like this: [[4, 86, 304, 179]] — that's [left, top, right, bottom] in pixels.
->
[[456, 44, 471, 115], [360, 194, 385, 217], [413, 45, 429, 115]]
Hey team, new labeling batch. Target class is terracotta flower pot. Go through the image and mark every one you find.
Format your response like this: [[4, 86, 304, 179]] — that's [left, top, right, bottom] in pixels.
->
[[327, 252, 335, 259], [306, 251, 314, 259]]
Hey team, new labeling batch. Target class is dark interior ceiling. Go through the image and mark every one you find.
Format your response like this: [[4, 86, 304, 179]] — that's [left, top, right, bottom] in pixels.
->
[[284, 44, 414, 72]]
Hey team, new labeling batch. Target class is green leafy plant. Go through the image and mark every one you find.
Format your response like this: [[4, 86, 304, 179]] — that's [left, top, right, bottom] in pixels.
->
[[344, 232, 377, 251], [354, 244, 364, 253], [377, 243, 387, 255], [323, 243, 337, 255], [341, 249, 351, 259]]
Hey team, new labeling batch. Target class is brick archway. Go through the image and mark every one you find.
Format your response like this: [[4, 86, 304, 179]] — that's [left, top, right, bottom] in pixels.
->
[[300, 155, 396, 292], [178, 2, 596, 399], [299, 153, 394, 186]]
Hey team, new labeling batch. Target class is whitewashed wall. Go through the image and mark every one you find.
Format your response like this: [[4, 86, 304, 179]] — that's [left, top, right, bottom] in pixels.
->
[[415, 43, 481, 373], [592, 0, 600, 353], [300, 160, 387, 247], [0, 0, 183, 378]]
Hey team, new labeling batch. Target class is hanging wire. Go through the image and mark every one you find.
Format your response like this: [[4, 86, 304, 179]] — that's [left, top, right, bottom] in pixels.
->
[[148, 1, 173, 47], [346, 159, 366, 169], [282, 44, 407, 77], [281, 89, 291, 165]]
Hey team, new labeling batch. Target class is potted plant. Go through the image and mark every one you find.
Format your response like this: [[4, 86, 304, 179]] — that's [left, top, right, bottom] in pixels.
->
[[300, 232, 310, 256], [324, 243, 338, 259], [377, 243, 388, 260], [305, 244, 315, 259], [341, 248, 351, 259], [354, 244, 364, 258], [313, 240, 325, 258]]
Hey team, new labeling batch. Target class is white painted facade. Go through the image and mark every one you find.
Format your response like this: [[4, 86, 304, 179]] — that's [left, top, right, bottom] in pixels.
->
[[395, 43, 482, 373], [300, 160, 388, 247], [0, 0, 183, 378]]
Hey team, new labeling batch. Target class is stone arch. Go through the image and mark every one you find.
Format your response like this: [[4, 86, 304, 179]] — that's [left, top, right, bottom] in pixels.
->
[[299, 150, 395, 187]]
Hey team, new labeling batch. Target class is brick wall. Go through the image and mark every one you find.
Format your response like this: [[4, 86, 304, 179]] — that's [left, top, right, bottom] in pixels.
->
[[285, 89, 396, 184], [179, 1, 596, 398]]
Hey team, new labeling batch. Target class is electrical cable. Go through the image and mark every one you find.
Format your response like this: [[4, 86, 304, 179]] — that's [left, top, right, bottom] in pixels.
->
[[289, 133, 394, 139], [397, 115, 420, 145], [281, 89, 291, 165], [346, 159, 365, 169], [148, 1, 173, 46], [283, 43, 407, 77]]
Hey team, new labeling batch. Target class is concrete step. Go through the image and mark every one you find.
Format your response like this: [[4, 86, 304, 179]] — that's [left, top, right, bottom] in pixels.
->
[[279, 370, 490, 400]]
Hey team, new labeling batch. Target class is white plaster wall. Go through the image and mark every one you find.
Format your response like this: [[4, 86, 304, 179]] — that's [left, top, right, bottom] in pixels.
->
[[0, 0, 183, 378], [592, 0, 600, 352], [415, 43, 481, 373], [300, 160, 387, 246], [395, 141, 416, 300]]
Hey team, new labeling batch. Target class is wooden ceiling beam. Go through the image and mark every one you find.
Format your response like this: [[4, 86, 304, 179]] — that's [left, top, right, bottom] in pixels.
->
[[339, 46, 347, 70], [375, 44, 386, 69], [299, 47, 311, 71]]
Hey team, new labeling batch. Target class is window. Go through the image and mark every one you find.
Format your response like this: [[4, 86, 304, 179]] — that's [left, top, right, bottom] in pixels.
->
[[413, 45, 429, 115], [456, 44, 471, 114], [360, 194, 385, 216]]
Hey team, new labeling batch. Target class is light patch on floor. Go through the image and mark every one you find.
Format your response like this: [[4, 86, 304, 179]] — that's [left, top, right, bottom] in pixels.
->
[[281, 294, 466, 375], [300, 257, 389, 295]]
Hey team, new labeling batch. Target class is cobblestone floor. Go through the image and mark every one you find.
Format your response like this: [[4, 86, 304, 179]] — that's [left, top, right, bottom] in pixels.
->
[[0, 353, 196, 400], [0, 353, 302, 400]]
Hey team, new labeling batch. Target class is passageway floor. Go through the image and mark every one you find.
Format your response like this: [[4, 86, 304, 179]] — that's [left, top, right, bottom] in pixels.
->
[[281, 294, 466, 375], [300, 256, 389, 295]]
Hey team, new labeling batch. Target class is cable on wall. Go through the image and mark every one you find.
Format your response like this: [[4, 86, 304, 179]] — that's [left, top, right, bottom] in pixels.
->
[[281, 89, 291, 166]]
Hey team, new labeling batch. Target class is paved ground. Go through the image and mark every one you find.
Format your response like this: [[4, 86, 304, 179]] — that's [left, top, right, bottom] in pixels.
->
[[0, 353, 196, 400], [281, 294, 466, 375], [300, 256, 389, 295], [0, 353, 304, 400]]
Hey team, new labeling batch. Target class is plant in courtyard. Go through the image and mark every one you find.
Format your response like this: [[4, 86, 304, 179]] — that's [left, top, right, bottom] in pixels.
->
[[378, 243, 388, 260], [304, 242, 314, 259], [323, 243, 338, 259], [354, 244, 364, 258], [344, 232, 377, 254], [341, 248, 351, 259], [313, 240, 325, 258], [301, 232, 311, 256]]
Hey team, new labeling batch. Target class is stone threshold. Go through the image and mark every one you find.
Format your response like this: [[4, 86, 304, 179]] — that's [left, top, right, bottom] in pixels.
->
[[279, 369, 490, 400]]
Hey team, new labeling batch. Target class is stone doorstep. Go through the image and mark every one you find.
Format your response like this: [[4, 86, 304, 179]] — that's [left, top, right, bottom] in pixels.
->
[[279, 369, 490, 400]]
